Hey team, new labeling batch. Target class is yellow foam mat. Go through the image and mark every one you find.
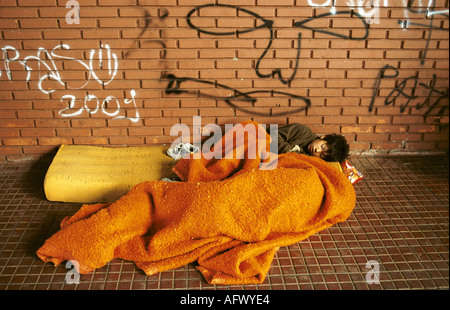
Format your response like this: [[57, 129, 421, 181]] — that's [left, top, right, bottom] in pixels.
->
[[44, 145, 177, 203]]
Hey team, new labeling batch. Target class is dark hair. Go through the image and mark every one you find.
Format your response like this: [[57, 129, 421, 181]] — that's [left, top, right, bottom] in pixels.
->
[[322, 134, 349, 163]]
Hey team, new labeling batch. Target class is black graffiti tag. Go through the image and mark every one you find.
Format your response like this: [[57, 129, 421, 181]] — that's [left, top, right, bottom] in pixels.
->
[[170, 4, 369, 116], [369, 64, 449, 116], [165, 73, 311, 117]]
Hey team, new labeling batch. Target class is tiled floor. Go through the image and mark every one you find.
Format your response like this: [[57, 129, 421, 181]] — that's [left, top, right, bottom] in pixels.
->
[[0, 155, 448, 290]]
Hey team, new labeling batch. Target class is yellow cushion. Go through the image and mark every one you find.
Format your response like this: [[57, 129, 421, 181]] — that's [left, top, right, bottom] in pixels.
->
[[44, 145, 177, 203]]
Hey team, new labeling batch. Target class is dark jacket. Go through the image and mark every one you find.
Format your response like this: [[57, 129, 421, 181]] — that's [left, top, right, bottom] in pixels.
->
[[269, 123, 319, 154]]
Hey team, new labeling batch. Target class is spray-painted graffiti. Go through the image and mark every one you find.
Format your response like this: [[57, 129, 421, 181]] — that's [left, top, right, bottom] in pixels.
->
[[293, 10, 369, 39], [1, 2, 448, 121], [370, 64, 449, 116], [369, 0, 449, 116], [308, 0, 387, 24], [174, 2, 448, 118], [307, 0, 449, 25], [125, 8, 168, 59], [165, 73, 311, 117], [399, 0, 449, 64], [1, 43, 118, 93], [162, 4, 369, 117], [187, 4, 304, 85], [0, 44, 140, 122]]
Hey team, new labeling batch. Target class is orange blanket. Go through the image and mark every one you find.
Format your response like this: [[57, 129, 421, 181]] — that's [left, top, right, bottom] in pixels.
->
[[37, 121, 356, 285]]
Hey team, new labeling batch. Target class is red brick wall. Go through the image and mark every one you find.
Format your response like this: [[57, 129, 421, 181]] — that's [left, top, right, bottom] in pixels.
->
[[1, 0, 448, 160]]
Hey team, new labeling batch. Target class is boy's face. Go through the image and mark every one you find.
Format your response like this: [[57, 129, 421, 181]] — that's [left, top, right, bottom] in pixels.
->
[[308, 137, 330, 160]]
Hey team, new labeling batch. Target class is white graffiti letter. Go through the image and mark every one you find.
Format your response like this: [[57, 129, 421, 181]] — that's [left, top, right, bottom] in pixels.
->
[[101, 96, 121, 117], [59, 95, 83, 117], [84, 94, 99, 115], [121, 89, 140, 122], [21, 47, 65, 94], [66, 0, 80, 25], [89, 44, 118, 86], [308, 0, 332, 6], [51, 43, 91, 90], [1, 46, 20, 80], [347, 0, 380, 24]]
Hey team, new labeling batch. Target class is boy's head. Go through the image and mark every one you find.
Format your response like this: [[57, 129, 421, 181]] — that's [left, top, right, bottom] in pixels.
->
[[308, 134, 349, 163]]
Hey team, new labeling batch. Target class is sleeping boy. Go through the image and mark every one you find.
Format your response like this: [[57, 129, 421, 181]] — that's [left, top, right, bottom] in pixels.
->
[[268, 123, 350, 164]]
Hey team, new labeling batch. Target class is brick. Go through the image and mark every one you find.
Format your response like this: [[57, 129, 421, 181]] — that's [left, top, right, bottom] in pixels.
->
[[178, 60, 215, 69], [0, 128, 20, 137], [99, 18, 138, 28], [356, 133, 389, 142], [349, 50, 384, 59], [0, 146, 23, 156], [129, 127, 163, 136], [327, 79, 360, 88], [199, 49, 235, 59], [98, 0, 135, 5], [391, 133, 422, 141], [22, 145, 58, 156], [310, 70, 346, 79], [392, 116, 426, 124], [73, 137, 109, 145], [343, 88, 375, 97], [306, 107, 341, 116], [375, 125, 408, 133], [110, 136, 145, 145], [56, 128, 91, 137], [309, 88, 343, 97], [385, 50, 421, 59], [217, 39, 254, 49], [163, 108, 199, 117], [372, 142, 404, 150], [0, 8, 39, 18], [313, 49, 348, 59], [217, 18, 255, 28], [3, 30, 42, 40], [20, 19, 58, 28], [366, 40, 401, 49], [82, 29, 121, 39], [328, 59, 363, 69], [17, 0, 56, 5], [423, 132, 450, 141], [179, 39, 216, 49], [323, 116, 356, 124], [358, 116, 392, 124], [79, 8, 119, 17], [341, 125, 373, 134], [0, 19, 18, 29], [0, 111, 16, 119], [404, 141, 437, 150], [3, 138, 38, 146], [350, 142, 371, 151], [326, 97, 360, 106], [38, 137, 73, 146], [257, 0, 294, 5]]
